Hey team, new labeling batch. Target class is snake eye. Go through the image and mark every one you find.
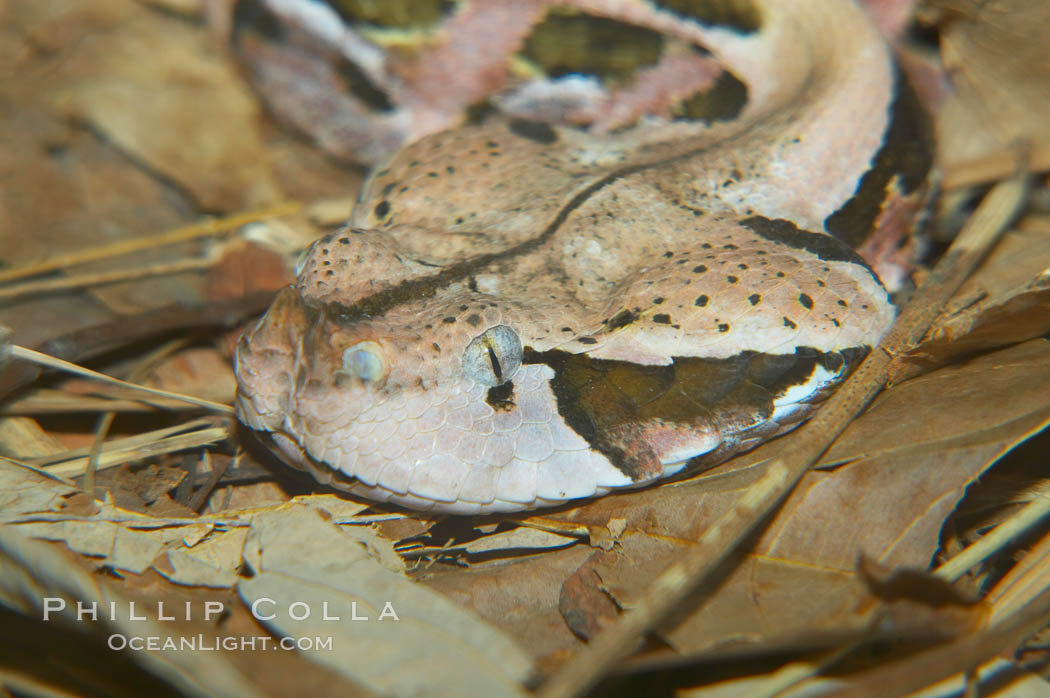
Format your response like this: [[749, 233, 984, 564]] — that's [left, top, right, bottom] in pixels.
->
[[462, 325, 523, 387], [342, 341, 387, 383]]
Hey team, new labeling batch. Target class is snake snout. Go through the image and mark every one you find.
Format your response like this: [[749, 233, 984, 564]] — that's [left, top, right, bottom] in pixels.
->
[[233, 287, 312, 432]]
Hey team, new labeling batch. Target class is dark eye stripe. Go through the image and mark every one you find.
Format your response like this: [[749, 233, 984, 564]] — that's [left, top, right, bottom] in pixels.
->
[[523, 345, 868, 481]]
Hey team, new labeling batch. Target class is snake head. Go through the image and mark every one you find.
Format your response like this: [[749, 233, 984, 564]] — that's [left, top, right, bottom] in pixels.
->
[[234, 223, 881, 514]]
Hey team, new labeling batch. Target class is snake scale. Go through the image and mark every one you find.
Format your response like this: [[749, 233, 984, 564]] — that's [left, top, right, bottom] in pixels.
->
[[234, 0, 932, 513]]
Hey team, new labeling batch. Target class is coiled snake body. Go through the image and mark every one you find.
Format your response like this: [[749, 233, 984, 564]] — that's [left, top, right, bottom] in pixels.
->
[[235, 0, 932, 513]]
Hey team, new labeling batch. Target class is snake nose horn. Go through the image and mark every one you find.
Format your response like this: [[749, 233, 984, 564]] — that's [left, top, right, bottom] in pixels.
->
[[235, 287, 316, 432], [239, 286, 314, 351]]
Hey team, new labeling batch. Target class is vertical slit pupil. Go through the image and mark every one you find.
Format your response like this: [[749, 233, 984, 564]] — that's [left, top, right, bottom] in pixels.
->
[[487, 346, 503, 382]]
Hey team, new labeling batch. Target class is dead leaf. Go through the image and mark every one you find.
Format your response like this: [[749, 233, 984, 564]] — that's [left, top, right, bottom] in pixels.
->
[[1, 0, 1048, 694], [239, 506, 534, 698], [0, 417, 67, 460], [48, 0, 281, 210], [0, 458, 80, 519], [420, 545, 596, 664], [145, 347, 238, 404], [159, 526, 246, 587], [930, 0, 1050, 168], [911, 217, 1050, 369], [0, 526, 260, 698], [454, 527, 580, 555]]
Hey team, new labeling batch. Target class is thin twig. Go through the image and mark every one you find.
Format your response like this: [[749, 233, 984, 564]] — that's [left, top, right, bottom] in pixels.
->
[[27, 418, 216, 467], [188, 450, 232, 513], [985, 521, 1050, 626], [1, 390, 202, 414], [43, 427, 229, 478], [0, 291, 276, 403], [741, 644, 859, 698], [0, 201, 300, 285], [8, 345, 234, 414], [820, 583, 1050, 698], [84, 412, 116, 497], [935, 481, 1050, 583], [537, 174, 1029, 698], [1, 456, 78, 486], [0, 255, 217, 301], [84, 338, 189, 493]]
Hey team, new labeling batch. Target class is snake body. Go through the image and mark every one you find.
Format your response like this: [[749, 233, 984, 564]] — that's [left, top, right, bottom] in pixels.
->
[[234, 0, 931, 513]]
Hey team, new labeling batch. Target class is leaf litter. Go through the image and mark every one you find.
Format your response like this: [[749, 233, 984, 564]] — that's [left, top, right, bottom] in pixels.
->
[[1, 0, 1050, 696]]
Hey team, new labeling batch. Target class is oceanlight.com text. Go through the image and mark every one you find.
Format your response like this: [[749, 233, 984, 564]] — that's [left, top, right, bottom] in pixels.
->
[[107, 634, 334, 652]]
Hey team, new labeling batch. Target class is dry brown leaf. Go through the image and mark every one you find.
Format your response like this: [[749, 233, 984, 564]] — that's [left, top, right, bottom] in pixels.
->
[[0, 457, 80, 519], [4, 463, 219, 574], [160, 527, 246, 587], [449, 527, 580, 556], [240, 506, 534, 698], [46, 0, 281, 211], [3, 470, 406, 588], [931, 0, 1050, 168], [911, 217, 1050, 368], [821, 338, 1050, 466], [0, 95, 174, 346], [0, 416, 67, 460], [644, 341, 1050, 653], [421, 545, 598, 663], [0, 0, 344, 327], [145, 347, 238, 404], [0, 526, 260, 698], [0, 3, 220, 330]]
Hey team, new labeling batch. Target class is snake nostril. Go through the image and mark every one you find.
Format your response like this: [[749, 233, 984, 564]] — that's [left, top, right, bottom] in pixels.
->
[[342, 341, 388, 384], [462, 325, 523, 387]]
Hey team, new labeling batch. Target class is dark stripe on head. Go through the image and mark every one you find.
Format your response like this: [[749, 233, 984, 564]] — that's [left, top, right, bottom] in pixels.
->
[[739, 216, 873, 271], [326, 144, 723, 324], [325, 168, 636, 323], [329, 82, 903, 326], [824, 66, 933, 248]]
